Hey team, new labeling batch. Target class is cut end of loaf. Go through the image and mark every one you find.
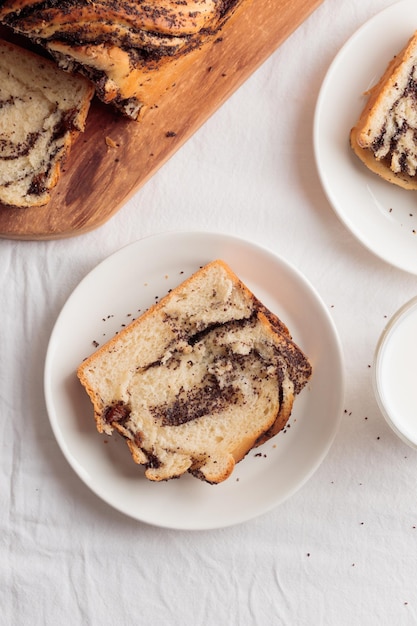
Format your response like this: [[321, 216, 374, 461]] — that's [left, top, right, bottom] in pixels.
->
[[77, 260, 312, 484], [0, 39, 94, 208]]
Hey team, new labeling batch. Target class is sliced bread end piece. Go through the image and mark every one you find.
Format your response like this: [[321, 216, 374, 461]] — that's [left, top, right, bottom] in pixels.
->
[[0, 39, 94, 208]]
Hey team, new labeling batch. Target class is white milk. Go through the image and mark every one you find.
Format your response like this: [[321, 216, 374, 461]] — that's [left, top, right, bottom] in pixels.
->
[[374, 297, 417, 448]]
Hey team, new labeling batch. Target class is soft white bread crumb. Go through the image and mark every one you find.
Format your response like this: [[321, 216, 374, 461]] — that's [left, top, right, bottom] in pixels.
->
[[77, 260, 312, 484], [350, 31, 417, 189], [0, 39, 94, 208]]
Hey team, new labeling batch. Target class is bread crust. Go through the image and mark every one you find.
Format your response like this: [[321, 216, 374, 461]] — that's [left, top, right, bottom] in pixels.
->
[[350, 131, 417, 190]]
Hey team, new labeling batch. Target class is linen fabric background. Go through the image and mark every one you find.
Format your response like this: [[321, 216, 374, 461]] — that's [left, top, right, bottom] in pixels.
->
[[2, 1, 417, 624]]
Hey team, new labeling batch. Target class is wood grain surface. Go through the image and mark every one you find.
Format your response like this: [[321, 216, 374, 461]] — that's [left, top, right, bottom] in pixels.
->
[[0, 0, 323, 240]]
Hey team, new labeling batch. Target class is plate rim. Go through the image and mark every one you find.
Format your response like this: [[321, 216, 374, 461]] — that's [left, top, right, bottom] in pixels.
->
[[44, 230, 345, 529]]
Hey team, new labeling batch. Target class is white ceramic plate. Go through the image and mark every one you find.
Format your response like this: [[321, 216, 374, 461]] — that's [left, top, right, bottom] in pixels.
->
[[314, 0, 417, 275], [44, 232, 344, 530]]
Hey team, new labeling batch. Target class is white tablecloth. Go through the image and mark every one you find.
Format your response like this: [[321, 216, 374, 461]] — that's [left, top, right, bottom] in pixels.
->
[[3, 1, 417, 624]]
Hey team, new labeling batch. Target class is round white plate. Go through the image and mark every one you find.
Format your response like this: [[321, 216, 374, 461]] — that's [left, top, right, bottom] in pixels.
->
[[314, 0, 417, 275], [44, 232, 344, 530]]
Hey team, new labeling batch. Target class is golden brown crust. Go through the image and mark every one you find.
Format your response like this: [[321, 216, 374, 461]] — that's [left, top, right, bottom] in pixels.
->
[[0, 0, 235, 37], [350, 127, 417, 190], [354, 49, 410, 148]]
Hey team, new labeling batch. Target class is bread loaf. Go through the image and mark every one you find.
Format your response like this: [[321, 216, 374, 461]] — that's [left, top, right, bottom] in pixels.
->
[[0, 39, 94, 208], [350, 31, 417, 190], [0, 0, 244, 120], [77, 260, 312, 484]]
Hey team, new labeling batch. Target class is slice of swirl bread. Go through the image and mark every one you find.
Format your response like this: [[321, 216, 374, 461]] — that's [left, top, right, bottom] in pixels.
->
[[0, 39, 94, 208], [350, 31, 417, 190], [77, 260, 312, 484]]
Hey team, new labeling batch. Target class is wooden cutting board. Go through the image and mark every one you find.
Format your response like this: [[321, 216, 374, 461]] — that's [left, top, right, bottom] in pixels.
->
[[0, 0, 323, 240]]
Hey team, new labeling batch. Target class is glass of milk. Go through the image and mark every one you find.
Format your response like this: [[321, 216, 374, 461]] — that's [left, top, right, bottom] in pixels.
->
[[374, 296, 417, 449]]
